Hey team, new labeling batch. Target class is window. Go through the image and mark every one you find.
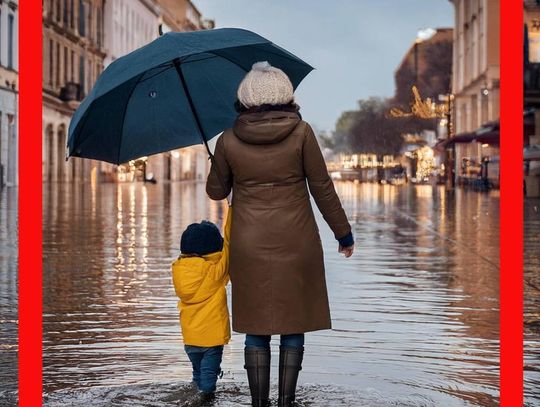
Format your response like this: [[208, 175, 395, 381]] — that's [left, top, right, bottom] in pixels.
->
[[87, 4, 92, 42], [57, 0, 61, 23], [56, 42, 60, 87], [86, 59, 92, 92], [64, 46, 69, 84], [49, 40, 54, 86], [71, 50, 75, 81], [97, 8, 102, 47], [529, 20, 540, 63], [79, 0, 85, 36], [79, 55, 85, 93], [64, 0, 68, 25], [70, 0, 75, 28], [8, 15, 13, 69]]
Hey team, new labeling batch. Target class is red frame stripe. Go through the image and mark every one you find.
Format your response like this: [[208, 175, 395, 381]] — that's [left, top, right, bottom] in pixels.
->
[[18, 1, 43, 406], [500, 0, 523, 405]]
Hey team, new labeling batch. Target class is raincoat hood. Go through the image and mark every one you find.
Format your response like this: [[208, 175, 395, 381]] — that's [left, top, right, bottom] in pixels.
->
[[233, 110, 301, 145]]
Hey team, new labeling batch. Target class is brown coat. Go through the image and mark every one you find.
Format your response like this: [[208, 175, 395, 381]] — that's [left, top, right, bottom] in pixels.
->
[[206, 110, 351, 335]]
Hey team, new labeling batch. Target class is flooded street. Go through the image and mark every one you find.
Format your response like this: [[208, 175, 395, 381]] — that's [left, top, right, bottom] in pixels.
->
[[37, 180, 517, 407], [524, 197, 540, 407], [0, 187, 18, 399]]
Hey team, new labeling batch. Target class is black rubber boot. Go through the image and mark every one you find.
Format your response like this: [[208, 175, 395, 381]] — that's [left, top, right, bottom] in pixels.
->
[[244, 347, 271, 407], [278, 346, 304, 407]]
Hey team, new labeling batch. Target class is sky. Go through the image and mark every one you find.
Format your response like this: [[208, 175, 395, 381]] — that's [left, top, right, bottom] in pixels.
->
[[192, 0, 454, 133]]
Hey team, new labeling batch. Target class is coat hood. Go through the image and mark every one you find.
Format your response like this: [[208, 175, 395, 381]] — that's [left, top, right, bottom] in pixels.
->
[[233, 110, 301, 145], [172, 252, 222, 304]]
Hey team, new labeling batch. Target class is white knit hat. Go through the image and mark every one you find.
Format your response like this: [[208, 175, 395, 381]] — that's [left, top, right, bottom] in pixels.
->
[[237, 61, 294, 108]]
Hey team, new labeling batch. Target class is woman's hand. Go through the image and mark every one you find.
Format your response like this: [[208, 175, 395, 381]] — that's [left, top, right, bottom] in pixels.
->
[[338, 244, 354, 258]]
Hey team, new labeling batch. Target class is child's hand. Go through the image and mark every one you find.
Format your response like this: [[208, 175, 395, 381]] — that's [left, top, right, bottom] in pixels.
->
[[338, 244, 354, 258]]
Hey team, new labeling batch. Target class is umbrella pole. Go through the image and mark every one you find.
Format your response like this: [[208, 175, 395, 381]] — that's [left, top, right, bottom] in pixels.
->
[[173, 59, 213, 157], [173, 58, 230, 196]]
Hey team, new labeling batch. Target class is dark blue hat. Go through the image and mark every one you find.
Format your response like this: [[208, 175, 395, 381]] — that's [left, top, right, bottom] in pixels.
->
[[180, 220, 224, 255]]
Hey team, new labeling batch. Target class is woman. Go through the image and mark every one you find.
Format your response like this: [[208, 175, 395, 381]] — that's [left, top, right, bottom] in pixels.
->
[[206, 61, 354, 407]]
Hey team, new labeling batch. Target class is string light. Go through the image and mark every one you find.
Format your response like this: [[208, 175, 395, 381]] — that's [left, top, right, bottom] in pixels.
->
[[390, 86, 450, 119]]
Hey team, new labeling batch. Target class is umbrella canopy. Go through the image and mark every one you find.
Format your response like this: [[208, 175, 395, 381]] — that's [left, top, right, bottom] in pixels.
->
[[67, 28, 313, 165]]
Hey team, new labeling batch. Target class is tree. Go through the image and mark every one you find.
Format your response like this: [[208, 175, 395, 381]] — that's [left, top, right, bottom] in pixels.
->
[[394, 39, 453, 108], [330, 98, 431, 156]]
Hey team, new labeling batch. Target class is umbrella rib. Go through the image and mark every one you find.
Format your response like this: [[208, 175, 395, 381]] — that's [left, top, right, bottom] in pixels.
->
[[138, 64, 175, 84], [117, 73, 145, 164], [179, 54, 220, 65], [208, 51, 249, 72], [173, 58, 212, 156]]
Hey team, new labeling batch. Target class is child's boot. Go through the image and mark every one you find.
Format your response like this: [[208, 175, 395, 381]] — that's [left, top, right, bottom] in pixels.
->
[[244, 347, 271, 407], [278, 346, 304, 407]]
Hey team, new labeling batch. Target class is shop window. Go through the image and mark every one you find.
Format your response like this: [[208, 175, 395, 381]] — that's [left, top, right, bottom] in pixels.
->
[[8, 14, 13, 69], [529, 20, 540, 63]]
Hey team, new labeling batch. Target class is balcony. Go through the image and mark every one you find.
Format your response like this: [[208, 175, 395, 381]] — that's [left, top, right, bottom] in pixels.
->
[[60, 82, 84, 102]]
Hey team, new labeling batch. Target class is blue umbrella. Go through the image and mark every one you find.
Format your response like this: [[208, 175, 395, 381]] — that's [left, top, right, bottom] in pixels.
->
[[67, 28, 313, 164]]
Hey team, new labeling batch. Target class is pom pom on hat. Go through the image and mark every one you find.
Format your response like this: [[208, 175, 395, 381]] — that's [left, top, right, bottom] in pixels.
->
[[252, 61, 273, 72], [237, 61, 294, 108]]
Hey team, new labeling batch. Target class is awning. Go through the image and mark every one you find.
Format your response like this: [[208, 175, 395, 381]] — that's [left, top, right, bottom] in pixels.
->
[[475, 131, 499, 145], [438, 121, 500, 149], [435, 132, 477, 150]]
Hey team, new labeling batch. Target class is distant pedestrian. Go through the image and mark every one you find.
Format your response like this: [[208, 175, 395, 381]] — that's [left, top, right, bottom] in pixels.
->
[[171, 207, 232, 401], [207, 61, 354, 407]]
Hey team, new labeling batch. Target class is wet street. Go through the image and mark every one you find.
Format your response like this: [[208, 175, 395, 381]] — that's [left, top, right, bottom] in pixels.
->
[[0, 187, 18, 399], [0, 180, 537, 406], [524, 197, 540, 407], [39, 181, 504, 407]]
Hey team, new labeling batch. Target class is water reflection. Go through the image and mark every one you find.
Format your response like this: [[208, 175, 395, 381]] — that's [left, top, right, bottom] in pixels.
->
[[42, 182, 506, 406], [0, 187, 18, 395], [524, 198, 540, 406]]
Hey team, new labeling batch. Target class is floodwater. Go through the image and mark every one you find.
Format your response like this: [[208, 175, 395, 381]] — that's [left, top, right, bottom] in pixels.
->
[[525, 197, 540, 407], [0, 187, 18, 402], [37, 181, 508, 407]]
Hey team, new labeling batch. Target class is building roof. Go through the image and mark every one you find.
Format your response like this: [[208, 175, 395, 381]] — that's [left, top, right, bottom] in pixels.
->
[[155, 0, 203, 31], [394, 28, 453, 76]]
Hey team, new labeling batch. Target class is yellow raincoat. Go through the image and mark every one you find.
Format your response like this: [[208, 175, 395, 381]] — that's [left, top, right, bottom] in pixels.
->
[[172, 207, 232, 347]]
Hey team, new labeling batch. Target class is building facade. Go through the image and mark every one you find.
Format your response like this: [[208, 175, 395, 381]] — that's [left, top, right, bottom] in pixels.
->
[[393, 28, 453, 182], [101, 0, 161, 181], [524, 0, 540, 197], [146, 0, 215, 183], [43, 0, 215, 184], [0, 0, 18, 187], [449, 0, 500, 185], [103, 0, 160, 66], [42, 0, 106, 183]]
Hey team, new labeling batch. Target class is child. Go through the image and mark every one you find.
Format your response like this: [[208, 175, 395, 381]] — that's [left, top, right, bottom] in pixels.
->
[[171, 207, 232, 399]]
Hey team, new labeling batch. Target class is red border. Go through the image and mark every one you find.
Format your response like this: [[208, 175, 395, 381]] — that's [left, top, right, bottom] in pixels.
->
[[500, 0, 523, 406], [18, 1, 43, 406]]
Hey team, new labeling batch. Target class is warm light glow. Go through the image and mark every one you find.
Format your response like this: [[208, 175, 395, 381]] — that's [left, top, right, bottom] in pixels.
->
[[172, 151, 180, 158], [390, 86, 450, 119], [415, 146, 435, 180], [482, 143, 490, 148]]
